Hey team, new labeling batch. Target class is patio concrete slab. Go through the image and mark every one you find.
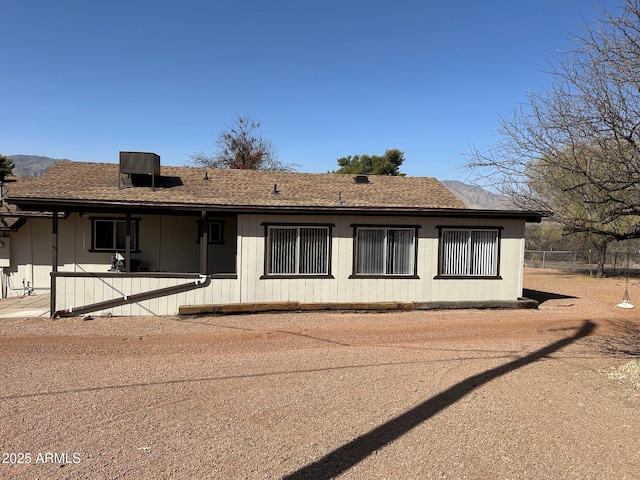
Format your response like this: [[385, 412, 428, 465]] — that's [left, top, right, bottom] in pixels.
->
[[0, 295, 50, 318]]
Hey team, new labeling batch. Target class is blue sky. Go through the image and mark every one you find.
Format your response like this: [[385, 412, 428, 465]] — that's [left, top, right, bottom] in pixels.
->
[[2, 0, 621, 180]]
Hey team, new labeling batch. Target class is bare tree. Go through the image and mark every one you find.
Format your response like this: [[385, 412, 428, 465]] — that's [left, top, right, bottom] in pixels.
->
[[467, 0, 640, 276], [191, 115, 296, 171]]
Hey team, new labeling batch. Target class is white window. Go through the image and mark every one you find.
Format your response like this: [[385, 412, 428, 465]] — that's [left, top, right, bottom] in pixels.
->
[[440, 228, 499, 277], [355, 227, 416, 276], [92, 218, 139, 252], [267, 226, 330, 276]]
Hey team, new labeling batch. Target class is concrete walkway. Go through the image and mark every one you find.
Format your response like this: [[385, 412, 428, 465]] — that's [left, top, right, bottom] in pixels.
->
[[0, 294, 50, 318]]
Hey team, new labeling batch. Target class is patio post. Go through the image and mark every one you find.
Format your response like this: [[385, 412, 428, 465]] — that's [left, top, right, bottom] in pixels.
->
[[200, 210, 208, 274], [50, 210, 58, 315], [125, 213, 131, 273]]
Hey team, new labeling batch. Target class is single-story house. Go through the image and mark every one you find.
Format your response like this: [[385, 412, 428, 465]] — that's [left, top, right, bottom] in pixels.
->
[[4, 152, 542, 317]]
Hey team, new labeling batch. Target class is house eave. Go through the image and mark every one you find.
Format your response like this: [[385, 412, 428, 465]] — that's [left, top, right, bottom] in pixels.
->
[[0, 208, 59, 231], [6, 196, 544, 222], [0, 217, 27, 232]]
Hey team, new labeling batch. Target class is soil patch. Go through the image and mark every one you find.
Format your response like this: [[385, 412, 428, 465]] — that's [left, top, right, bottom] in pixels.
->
[[0, 268, 639, 479]]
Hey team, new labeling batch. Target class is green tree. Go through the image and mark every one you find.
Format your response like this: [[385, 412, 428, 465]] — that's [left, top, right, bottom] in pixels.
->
[[0, 154, 14, 179], [191, 115, 296, 171], [526, 143, 640, 276], [525, 222, 564, 251], [332, 149, 405, 176]]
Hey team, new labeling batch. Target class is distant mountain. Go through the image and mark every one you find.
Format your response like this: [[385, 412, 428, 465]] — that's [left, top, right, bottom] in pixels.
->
[[441, 180, 513, 210], [8, 155, 62, 177]]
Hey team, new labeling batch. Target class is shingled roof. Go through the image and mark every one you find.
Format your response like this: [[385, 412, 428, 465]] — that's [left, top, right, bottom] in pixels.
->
[[6, 161, 542, 221], [0, 176, 51, 230], [6, 160, 463, 209]]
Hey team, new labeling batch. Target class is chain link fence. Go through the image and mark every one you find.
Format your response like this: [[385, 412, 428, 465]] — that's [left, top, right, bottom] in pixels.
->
[[524, 250, 640, 276], [525, 250, 578, 270]]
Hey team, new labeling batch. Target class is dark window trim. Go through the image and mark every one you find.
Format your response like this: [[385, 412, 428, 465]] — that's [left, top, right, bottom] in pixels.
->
[[433, 275, 503, 280], [348, 274, 420, 279], [262, 223, 334, 278], [262, 222, 336, 227], [435, 225, 504, 231], [351, 224, 420, 278], [196, 219, 225, 244], [53, 271, 238, 280], [208, 221, 224, 244], [350, 223, 422, 229], [435, 226, 502, 279], [89, 216, 141, 253], [260, 274, 336, 280]]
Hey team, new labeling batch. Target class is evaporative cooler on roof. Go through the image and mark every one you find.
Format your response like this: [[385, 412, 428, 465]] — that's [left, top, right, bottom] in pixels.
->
[[119, 152, 160, 189]]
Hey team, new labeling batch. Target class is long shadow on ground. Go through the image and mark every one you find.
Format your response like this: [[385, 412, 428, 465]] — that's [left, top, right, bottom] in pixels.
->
[[283, 320, 595, 480], [589, 319, 640, 356], [523, 288, 578, 304]]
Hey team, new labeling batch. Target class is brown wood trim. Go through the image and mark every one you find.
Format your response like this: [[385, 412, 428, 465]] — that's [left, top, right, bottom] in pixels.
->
[[8, 197, 544, 222], [9, 217, 27, 231], [433, 275, 503, 280], [348, 275, 420, 279], [125, 213, 131, 273], [261, 222, 336, 227], [50, 210, 58, 316], [263, 224, 334, 277], [436, 226, 502, 278], [179, 299, 537, 316], [180, 302, 300, 315], [349, 223, 422, 229], [200, 210, 208, 274], [89, 216, 141, 252], [260, 275, 335, 280], [179, 301, 413, 315], [351, 225, 420, 277], [51, 272, 237, 279], [52, 210, 58, 273], [435, 225, 505, 230], [300, 302, 414, 311], [414, 299, 538, 310]]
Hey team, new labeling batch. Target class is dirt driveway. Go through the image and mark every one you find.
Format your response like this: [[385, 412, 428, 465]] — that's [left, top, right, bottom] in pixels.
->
[[1, 268, 639, 479]]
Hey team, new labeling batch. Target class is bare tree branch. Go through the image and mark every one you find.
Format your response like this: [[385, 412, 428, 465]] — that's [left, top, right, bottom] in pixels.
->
[[466, 0, 640, 275], [190, 115, 297, 172]]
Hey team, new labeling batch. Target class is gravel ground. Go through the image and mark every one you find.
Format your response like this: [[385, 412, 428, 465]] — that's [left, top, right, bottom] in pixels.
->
[[1, 268, 639, 479]]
